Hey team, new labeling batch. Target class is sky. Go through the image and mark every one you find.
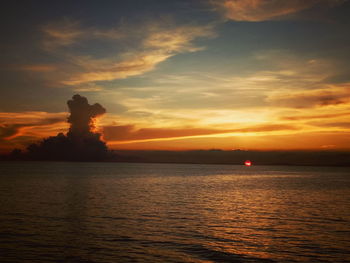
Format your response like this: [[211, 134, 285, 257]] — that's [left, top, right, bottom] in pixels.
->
[[1, 0, 350, 152]]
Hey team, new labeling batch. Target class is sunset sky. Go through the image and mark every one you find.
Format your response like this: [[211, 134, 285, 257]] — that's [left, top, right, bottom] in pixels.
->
[[1, 0, 350, 152]]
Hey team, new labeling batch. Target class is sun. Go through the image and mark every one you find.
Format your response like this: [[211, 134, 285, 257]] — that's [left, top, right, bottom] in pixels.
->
[[244, 160, 252, 166]]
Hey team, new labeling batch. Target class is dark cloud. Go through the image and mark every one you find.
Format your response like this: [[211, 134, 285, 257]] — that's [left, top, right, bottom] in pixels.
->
[[67, 94, 106, 137], [268, 88, 350, 108], [0, 124, 22, 140], [24, 95, 109, 161], [234, 124, 299, 133], [310, 121, 350, 128], [281, 112, 350, 121]]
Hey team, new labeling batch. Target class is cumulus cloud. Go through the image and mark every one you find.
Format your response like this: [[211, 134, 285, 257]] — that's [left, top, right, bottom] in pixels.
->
[[24, 95, 109, 161], [213, 0, 345, 21], [67, 94, 106, 137]]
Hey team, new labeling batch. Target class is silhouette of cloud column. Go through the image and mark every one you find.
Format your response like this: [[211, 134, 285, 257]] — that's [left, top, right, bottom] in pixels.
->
[[25, 94, 110, 161], [67, 94, 106, 138]]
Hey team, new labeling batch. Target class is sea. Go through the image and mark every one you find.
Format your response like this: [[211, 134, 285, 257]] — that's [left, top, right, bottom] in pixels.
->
[[0, 162, 349, 262]]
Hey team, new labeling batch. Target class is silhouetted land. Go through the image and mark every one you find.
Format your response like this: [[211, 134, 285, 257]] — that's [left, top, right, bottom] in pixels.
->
[[111, 149, 350, 167], [2, 149, 349, 167]]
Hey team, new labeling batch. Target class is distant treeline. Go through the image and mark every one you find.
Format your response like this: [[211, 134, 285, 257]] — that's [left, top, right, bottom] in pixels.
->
[[1, 148, 349, 166], [111, 149, 350, 167]]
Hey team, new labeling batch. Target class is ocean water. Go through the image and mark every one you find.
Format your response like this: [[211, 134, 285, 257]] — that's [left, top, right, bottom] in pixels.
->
[[0, 162, 349, 263]]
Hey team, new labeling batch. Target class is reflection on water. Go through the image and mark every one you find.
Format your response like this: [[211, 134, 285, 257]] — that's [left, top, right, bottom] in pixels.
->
[[0, 162, 349, 262]]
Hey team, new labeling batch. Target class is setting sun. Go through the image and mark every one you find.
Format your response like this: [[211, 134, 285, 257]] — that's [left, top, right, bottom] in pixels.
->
[[245, 160, 252, 166]]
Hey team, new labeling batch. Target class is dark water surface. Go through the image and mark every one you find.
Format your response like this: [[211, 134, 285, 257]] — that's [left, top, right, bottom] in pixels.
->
[[0, 162, 349, 262]]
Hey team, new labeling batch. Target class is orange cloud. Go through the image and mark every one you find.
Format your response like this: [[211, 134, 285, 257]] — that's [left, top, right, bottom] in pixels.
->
[[233, 124, 299, 133], [0, 112, 67, 142], [103, 125, 222, 141], [108, 130, 350, 151], [0, 124, 23, 140], [214, 0, 345, 21], [309, 122, 350, 129], [281, 112, 350, 121], [103, 123, 299, 143]]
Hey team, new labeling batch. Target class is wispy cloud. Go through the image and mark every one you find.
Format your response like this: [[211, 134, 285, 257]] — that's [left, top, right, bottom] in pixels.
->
[[42, 18, 124, 49], [108, 51, 337, 114], [144, 25, 213, 52], [0, 112, 67, 141], [2, 64, 58, 72], [213, 0, 345, 21], [42, 19, 84, 48], [281, 112, 350, 121], [73, 83, 104, 92], [60, 24, 214, 85], [103, 125, 222, 141], [62, 51, 172, 85], [311, 121, 350, 128], [103, 123, 299, 143], [268, 84, 350, 108]]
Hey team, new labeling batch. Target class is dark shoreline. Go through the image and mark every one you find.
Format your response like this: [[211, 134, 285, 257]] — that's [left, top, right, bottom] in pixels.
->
[[1, 149, 350, 167], [1, 160, 349, 168]]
